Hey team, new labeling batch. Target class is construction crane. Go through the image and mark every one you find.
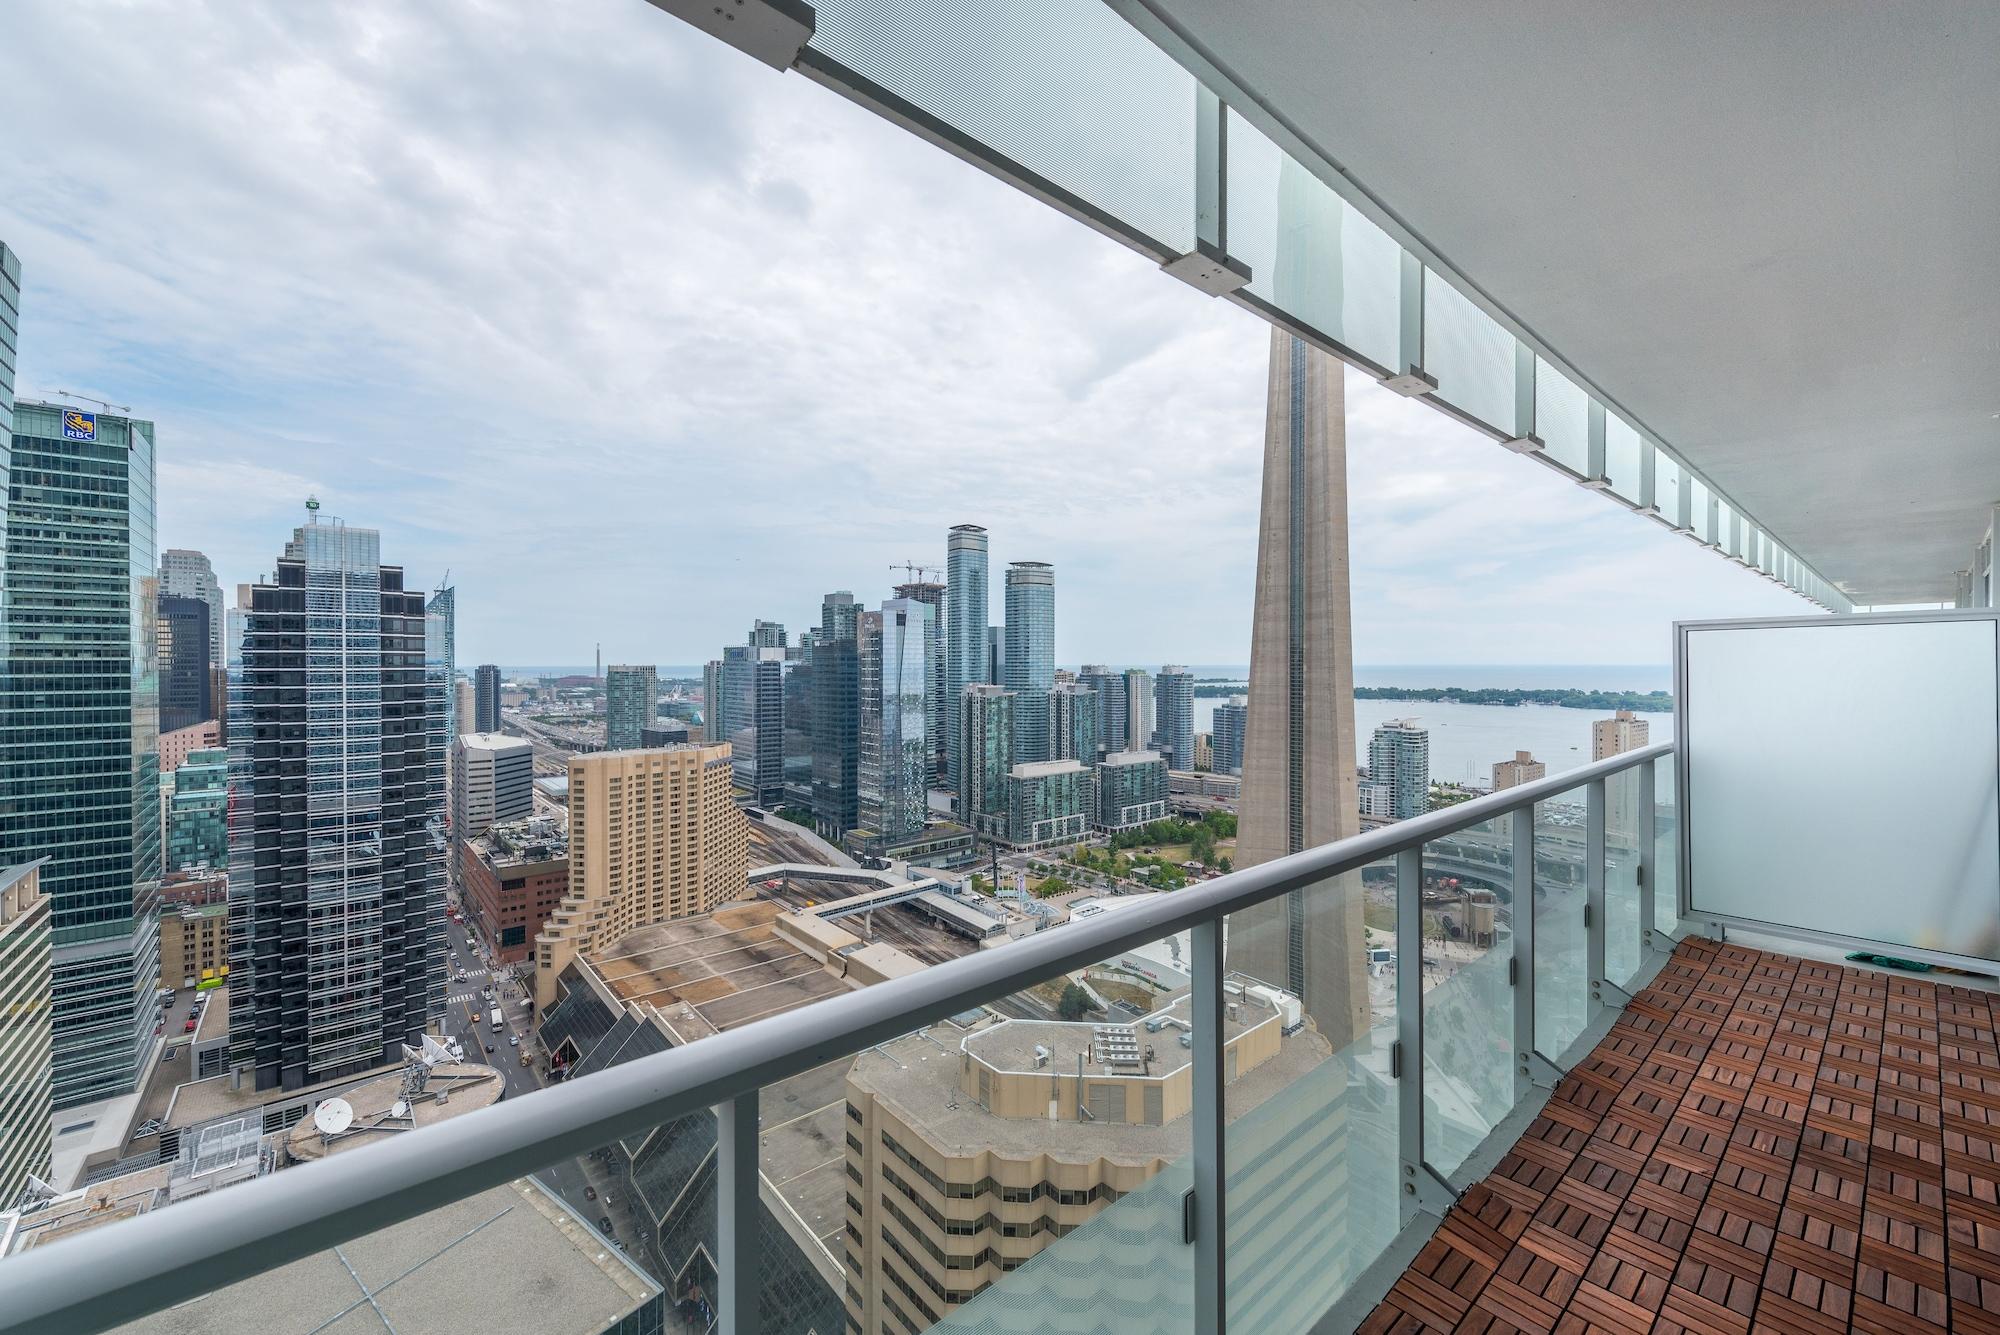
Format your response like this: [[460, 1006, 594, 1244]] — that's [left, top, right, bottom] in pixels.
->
[[890, 560, 941, 585], [55, 390, 132, 414]]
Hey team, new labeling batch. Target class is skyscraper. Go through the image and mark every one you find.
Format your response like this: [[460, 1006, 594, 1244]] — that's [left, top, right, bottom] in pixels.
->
[[1124, 667, 1154, 755], [1153, 665, 1194, 771], [859, 598, 932, 841], [1366, 719, 1431, 821], [749, 619, 787, 649], [1492, 751, 1546, 792], [892, 580, 946, 783], [4, 403, 161, 1108], [1078, 665, 1129, 756], [156, 593, 213, 733], [812, 592, 861, 838], [228, 514, 446, 1092], [166, 747, 229, 872], [986, 624, 1006, 686], [957, 684, 1015, 840], [454, 678, 476, 739], [161, 548, 226, 674], [1230, 327, 1366, 1047], [702, 659, 723, 744], [427, 585, 456, 741], [723, 641, 788, 806], [473, 663, 501, 732], [1212, 697, 1248, 777], [1048, 681, 1100, 764], [604, 664, 657, 751], [1003, 561, 1056, 764], [944, 524, 988, 793]]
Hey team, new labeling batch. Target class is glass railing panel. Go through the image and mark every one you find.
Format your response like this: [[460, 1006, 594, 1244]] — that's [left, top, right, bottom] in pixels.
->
[[808, 0, 1198, 254], [1225, 859, 1400, 1333], [1688, 475, 1712, 543], [1603, 415, 1645, 505], [1420, 816, 1515, 1177], [1424, 275, 1515, 432], [1227, 109, 1402, 371], [904, 917, 1197, 1332], [1534, 357, 1589, 475], [1653, 449, 1685, 528], [1532, 787, 1590, 1058], [1654, 753, 1681, 938], [1605, 768, 1644, 989]]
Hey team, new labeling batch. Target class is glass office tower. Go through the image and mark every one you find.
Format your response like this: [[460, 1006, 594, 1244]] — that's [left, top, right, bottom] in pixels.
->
[[943, 524, 988, 793], [604, 664, 657, 751], [1153, 665, 1194, 771], [1003, 561, 1055, 763], [873, 597, 932, 840], [3, 403, 162, 1107]]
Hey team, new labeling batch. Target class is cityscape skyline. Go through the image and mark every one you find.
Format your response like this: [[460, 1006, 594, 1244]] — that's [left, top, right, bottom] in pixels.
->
[[0, 2, 1814, 678]]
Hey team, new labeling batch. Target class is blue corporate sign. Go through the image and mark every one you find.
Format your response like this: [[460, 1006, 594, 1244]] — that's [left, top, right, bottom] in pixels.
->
[[61, 410, 97, 441]]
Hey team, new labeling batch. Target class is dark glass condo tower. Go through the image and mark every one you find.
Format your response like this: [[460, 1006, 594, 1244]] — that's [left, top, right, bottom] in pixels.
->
[[228, 517, 446, 1091]]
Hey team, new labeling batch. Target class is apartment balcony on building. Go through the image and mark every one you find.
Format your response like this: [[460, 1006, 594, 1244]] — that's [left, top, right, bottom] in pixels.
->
[[2, 5, 1996, 1335]]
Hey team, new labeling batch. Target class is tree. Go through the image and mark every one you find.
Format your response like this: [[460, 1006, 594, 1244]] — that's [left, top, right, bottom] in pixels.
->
[[1034, 875, 1072, 899], [1058, 982, 1096, 1021], [967, 874, 992, 896]]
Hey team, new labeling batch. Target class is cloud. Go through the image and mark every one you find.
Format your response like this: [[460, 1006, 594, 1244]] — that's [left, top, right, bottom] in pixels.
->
[[0, 0, 1806, 670]]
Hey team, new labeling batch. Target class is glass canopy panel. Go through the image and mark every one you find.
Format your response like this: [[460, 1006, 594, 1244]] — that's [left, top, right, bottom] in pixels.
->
[[808, 0, 1198, 254], [1424, 276, 1515, 432], [1534, 358, 1589, 475], [1227, 109, 1402, 371], [1687, 476, 1712, 541], [1603, 414, 1645, 504], [1653, 450, 1685, 527]]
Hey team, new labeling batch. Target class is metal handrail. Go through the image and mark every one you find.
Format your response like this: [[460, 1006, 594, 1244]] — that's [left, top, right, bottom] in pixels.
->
[[0, 741, 1672, 1335]]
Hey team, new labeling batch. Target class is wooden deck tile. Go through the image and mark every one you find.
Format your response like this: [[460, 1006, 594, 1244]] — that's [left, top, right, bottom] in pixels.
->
[[1359, 939, 2000, 1334]]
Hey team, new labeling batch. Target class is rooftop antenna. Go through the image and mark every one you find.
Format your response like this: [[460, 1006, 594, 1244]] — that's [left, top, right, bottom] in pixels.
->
[[55, 390, 132, 414]]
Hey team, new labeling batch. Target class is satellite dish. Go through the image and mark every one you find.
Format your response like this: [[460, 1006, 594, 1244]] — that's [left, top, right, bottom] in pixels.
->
[[389, 1099, 411, 1121], [314, 1098, 354, 1137]]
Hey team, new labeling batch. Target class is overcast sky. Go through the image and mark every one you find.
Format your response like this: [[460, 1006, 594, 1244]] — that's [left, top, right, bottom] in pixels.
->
[[1, 1, 1805, 672]]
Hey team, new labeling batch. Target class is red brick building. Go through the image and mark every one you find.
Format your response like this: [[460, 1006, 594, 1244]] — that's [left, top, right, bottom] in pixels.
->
[[460, 817, 568, 964]]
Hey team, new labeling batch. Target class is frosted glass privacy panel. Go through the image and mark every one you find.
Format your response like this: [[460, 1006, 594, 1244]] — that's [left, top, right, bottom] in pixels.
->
[[1679, 613, 2000, 962]]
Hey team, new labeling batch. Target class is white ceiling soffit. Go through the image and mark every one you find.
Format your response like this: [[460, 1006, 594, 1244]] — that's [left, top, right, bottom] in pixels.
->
[[1123, 0, 2000, 605]]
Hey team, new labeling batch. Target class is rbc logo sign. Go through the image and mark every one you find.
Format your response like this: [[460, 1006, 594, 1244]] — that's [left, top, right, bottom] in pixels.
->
[[61, 410, 97, 441]]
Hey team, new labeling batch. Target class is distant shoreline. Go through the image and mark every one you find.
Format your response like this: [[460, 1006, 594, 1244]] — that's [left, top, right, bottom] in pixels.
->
[[1194, 683, 1673, 711]]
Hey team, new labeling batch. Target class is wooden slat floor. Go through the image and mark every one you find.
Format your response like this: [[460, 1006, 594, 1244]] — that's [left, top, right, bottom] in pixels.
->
[[1360, 936, 2000, 1334]]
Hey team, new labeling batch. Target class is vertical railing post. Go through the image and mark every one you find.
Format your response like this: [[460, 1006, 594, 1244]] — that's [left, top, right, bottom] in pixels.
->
[[1194, 85, 1225, 257], [1395, 845, 1425, 1222], [717, 1091, 761, 1335], [1582, 399, 1608, 488], [1638, 760, 1659, 953], [1385, 256, 1437, 396], [1192, 916, 1226, 1335], [1511, 807, 1536, 1098], [1585, 779, 1607, 1021]]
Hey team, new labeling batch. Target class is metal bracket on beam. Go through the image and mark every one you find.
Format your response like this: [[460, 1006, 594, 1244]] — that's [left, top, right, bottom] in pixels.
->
[[1500, 435, 1545, 455], [645, 0, 815, 71], [1383, 369, 1438, 397], [1162, 241, 1252, 296], [1522, 1051, 1565, 1090], [1593, 977, 1634, 1011], [1402, 1160, 1460, 1219]]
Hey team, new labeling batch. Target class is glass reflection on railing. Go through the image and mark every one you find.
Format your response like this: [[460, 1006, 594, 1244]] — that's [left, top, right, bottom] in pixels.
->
[[1420, 816, 1515, 1176]]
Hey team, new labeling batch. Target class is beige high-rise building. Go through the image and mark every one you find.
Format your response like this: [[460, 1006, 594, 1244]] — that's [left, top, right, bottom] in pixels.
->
[[532, 744, 748, 1007], [843, 987, 1339, 1334], [1491, 750, 1546, 791], [1591, 708, 1649, 761], [1593, 709, 1651, 841], [1230, 327, 1366, 1047]]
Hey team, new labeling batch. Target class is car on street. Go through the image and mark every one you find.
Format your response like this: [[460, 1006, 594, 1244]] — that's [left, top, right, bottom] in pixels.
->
[[508, 1035, 518, 1047], [183, 1017, 196, 1032], [585, 1186, 596, 1200], [484, 1044, 495, 1054], [598, 1217, 613, 1234]]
